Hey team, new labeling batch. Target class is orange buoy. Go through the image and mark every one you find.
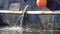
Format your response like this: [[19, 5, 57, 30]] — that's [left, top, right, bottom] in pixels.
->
[[36, 0, 47, 8]]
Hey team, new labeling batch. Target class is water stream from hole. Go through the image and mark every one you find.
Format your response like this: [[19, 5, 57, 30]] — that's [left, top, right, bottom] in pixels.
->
[[0, 5, 29, 34]]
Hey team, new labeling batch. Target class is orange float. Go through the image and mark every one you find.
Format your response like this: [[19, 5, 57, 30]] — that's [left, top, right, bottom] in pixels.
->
[[36, 0, 47, 8]]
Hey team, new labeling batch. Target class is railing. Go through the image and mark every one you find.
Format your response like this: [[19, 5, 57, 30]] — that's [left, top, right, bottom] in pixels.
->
[[0, 10, 60, 14]]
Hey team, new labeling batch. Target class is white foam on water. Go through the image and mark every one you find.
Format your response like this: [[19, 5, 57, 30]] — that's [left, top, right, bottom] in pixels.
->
[[0, 26, 23, 31]]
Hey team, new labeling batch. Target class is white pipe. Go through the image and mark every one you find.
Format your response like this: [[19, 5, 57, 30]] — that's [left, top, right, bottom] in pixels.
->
[[0, 10, 60, 14]]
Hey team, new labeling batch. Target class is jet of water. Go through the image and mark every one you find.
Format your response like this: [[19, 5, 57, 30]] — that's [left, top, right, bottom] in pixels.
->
[[15, 5, 29, 27]]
